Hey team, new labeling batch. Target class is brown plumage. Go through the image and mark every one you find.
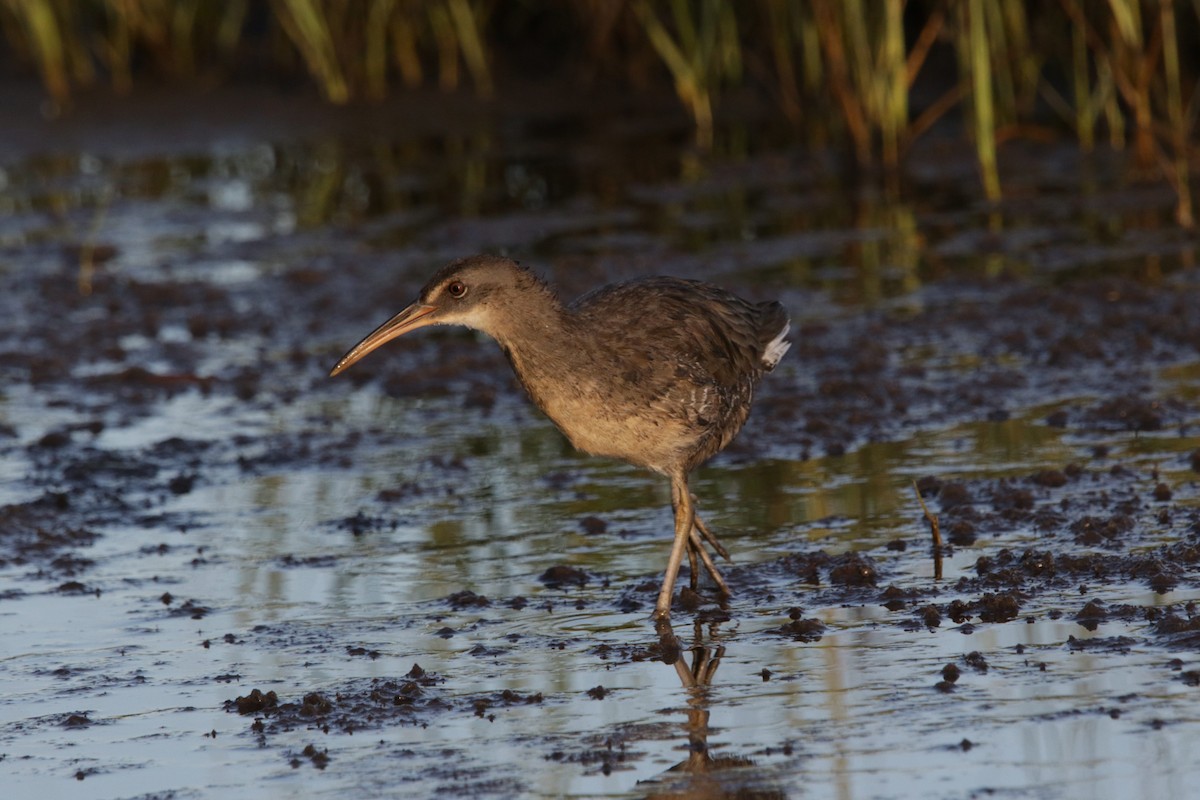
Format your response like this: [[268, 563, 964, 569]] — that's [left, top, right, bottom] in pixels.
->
[[331, 255, 790, 619]]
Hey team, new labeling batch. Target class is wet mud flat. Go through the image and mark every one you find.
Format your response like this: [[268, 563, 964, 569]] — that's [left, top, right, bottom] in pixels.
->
[[1, 84, 1199, 798]]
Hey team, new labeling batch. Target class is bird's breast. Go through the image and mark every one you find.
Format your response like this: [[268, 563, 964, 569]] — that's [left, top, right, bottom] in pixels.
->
[[546, 394, 694, 471], [517, 367, 694, 471]]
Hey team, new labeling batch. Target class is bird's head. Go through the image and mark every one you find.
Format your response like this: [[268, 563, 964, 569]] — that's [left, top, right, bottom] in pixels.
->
[[329, 255, 547, 377]]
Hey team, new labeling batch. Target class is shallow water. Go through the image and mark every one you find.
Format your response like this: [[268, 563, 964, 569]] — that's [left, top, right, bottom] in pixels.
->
[[1, 86, 1199, 799]]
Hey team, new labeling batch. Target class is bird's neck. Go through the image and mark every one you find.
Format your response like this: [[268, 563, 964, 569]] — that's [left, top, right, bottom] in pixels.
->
[[485, 296, 593, 415]]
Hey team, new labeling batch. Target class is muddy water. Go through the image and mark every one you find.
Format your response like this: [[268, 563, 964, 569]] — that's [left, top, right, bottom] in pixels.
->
[[1, 86, 1199, 800]]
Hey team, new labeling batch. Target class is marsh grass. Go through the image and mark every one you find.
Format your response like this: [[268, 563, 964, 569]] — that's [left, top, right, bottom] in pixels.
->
[[1, 0, 1196, 225]]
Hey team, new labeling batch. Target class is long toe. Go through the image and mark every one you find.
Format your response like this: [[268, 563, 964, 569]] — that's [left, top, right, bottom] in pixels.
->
[[688, 527, 732, 598], [686, 539, 700, 591], [692, 505, 732, 562]]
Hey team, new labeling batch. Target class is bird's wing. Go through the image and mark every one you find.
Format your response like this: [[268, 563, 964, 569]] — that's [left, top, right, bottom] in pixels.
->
[[573, 277, 762, 430]]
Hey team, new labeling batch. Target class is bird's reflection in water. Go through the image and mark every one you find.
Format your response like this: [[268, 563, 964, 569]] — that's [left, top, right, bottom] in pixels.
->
[[642, 619, 787, 800]]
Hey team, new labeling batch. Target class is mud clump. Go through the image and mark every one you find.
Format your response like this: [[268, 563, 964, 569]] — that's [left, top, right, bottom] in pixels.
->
[[1067, 634, 1136, 653], [1071, 514, 1134, 546], [916, 476, 942, 496], [963, 652, 989, 673], [446, 589, 491, 609], [771, 617, 826, 642], [828, 553, 878, 587], [946, 599, 971, 624], [946, 520, 977, 546], [539, 565, 589, 588], [166, 598, 211, 619], [291, 744, 331, 770], [167, 473, 196, 494], [232, 664, 449, 736], [936, 482, 973, 509], [780, 551, 831, 584], [1030, 469, 1068, 488], [918, 605, 943, 628], [1084, 396, 1165, 432], [472, 689, 544, 719], [346, 646, 380, 659], [880, 584, 912, 611], [976, 592, 1021, 623], [579, 516, 607, 535], [991, 483, 1034, 513], [0, 495, 101, 568], [1076, 599, 1108, 631], [336, 511, 396, 536], [231, 689, 279, 715], [299, 693, 334, 716], [1130, 556, 1181, 594]]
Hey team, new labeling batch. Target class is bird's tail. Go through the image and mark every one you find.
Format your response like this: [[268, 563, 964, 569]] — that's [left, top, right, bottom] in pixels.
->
[[758, 302, 791, 370]]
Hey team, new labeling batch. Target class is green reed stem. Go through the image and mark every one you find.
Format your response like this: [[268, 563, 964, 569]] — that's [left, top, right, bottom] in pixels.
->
[[965, 0, 1001, 200], [1159, 0, 1193, 227], [272, 0, 349, 103]]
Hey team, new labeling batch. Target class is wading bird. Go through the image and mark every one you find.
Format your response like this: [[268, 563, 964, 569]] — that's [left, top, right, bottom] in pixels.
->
[[330, 255, 789, 619]]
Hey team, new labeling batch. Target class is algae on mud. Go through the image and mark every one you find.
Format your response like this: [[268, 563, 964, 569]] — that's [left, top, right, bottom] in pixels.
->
[[0, 84, 1199, 799]]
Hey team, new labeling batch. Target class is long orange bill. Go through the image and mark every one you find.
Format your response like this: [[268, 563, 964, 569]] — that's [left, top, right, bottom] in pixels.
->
[[329, 303, 438, 377]]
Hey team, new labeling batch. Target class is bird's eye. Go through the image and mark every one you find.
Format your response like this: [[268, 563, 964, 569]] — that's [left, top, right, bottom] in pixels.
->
[[447, 280, 467, 299]]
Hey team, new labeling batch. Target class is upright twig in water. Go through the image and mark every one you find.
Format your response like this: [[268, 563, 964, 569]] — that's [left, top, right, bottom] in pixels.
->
[[914, 480, 943, 581]]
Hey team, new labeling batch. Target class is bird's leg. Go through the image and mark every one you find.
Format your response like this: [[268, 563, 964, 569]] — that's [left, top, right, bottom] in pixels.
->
[[654, 474, 694, 620]]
